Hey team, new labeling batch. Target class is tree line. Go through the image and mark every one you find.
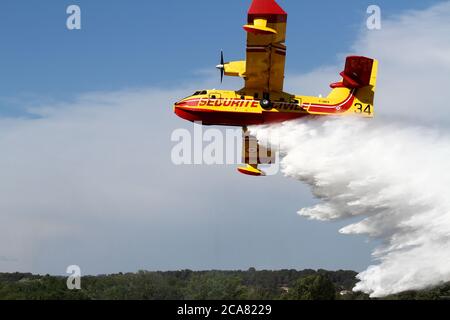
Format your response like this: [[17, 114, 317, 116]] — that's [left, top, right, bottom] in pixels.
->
[[0, 269, 448, 300]]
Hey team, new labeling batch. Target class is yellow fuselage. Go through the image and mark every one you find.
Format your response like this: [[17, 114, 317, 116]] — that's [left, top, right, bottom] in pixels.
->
[[174, 83, 375, 127]]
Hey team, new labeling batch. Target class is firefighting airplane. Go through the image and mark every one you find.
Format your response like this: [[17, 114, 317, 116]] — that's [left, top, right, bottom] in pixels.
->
[[174, 0, 378, 176]]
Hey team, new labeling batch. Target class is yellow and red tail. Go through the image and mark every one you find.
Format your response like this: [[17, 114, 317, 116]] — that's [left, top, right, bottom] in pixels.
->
[[330, 56, 378, 116]]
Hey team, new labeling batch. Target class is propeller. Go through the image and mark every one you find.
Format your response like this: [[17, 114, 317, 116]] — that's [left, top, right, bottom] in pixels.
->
[[216, 50, 225, 83]]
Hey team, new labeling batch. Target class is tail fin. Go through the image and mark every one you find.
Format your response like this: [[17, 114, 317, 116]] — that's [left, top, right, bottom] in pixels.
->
[[331, 56, 378, 116], [341, 56, 376, 88]]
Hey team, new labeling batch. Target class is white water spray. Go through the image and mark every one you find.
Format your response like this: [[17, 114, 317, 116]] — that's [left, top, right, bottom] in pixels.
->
[[251, 117, 450, 297]]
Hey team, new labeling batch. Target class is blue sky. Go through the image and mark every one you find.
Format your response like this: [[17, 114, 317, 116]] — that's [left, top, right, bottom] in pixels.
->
[[0, 0, 441, 108], [0, 0, 448, 276]]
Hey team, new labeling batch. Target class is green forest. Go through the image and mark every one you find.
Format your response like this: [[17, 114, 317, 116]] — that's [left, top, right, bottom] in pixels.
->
[[0, 269, 449, 300]]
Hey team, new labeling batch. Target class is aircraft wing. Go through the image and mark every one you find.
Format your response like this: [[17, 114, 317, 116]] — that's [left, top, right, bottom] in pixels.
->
[[243, 0, 288, 97]]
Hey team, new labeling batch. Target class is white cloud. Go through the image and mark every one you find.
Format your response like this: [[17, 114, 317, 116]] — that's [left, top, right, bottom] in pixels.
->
[[1, 85, 361, 275]]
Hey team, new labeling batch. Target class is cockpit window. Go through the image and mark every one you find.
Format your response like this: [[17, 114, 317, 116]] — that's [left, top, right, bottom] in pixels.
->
[[192, 90, 207, 96]]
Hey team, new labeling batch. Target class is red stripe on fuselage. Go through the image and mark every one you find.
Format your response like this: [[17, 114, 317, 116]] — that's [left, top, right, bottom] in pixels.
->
[[174, 106, 307, 126], [174, 92, 356, 126], [306, 91, 355, 113]]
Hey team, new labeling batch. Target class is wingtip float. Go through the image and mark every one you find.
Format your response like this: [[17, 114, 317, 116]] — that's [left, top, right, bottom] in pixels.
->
[[174, 0, 378, 177]]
